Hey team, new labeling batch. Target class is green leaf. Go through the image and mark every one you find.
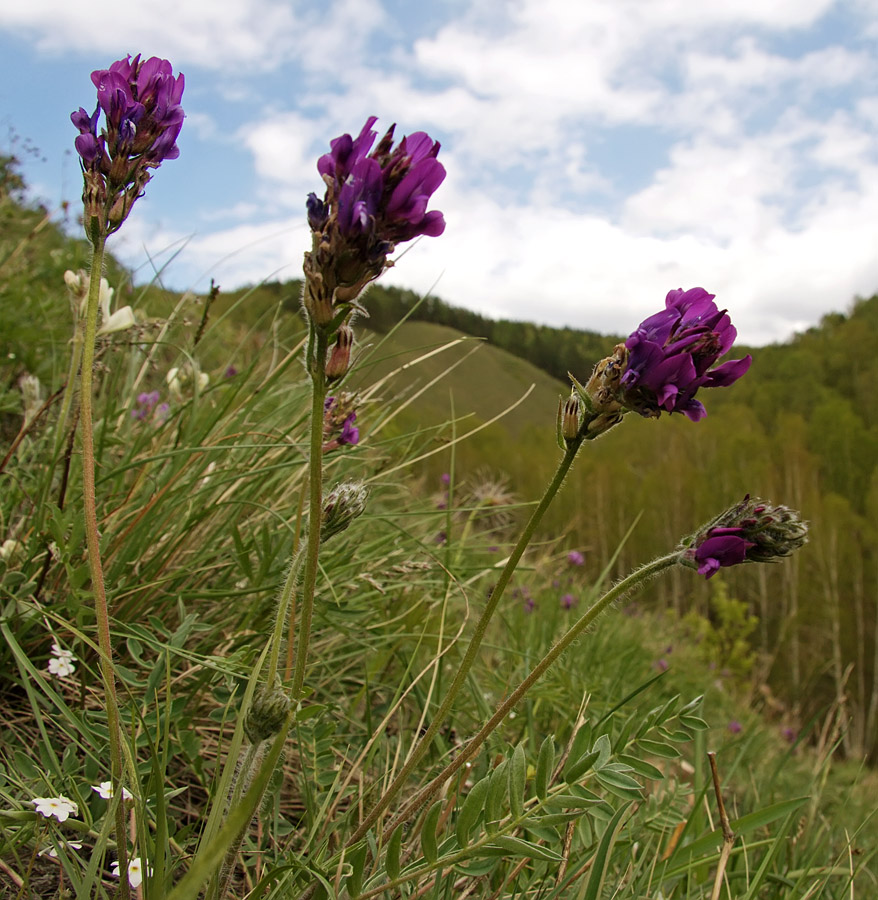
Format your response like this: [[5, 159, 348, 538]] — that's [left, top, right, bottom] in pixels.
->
[[550, 791, 601, 809], [509, 743, 526, 818], [489, 835, 564, 862], [582, 801, 633, 900], [420, 801, 442, 864], [594, 769, 643, 799], [346, 842, 368, 897], [636, 738, 681, 758], [485, 759, 508, 832], [564, 749, 600, 783], [679, 715, 709, 732], [535, 735, 554, 801], [593, 734, 612, 768], [456, 775, 490, 847], [617, 754, 664, 780], [385, 826, 402, 881]]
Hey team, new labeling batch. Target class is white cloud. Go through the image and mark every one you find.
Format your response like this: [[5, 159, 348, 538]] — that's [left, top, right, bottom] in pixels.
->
[[1, 0, 300, 68]]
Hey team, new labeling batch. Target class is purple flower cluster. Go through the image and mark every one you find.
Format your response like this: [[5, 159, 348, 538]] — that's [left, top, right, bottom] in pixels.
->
[[304, 117, 445, 322], [682, 496, 808, 579], [131, 390, 170, 424], [323, 395, 360, 451], [312, 116, 445, 243], [71, 55, 184, 237], [619, 288, 752, 422]]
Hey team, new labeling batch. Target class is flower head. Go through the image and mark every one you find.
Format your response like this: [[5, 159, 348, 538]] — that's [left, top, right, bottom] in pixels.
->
[[304, 117, 445, 322], [112, 857, 152, 889], [567, 550, 585, 567], [584, 288, 751, 425], [71, 55, 184, 238], [31, 795, 78, 822], [680, 496, 808, 579], [47, 642, 77, 678]]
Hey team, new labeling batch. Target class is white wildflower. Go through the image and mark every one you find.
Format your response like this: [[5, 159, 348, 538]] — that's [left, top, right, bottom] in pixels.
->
[[92, 781, 134, 801], [31, 795, 78, 822], [111, 857, 152, 888], [48, 656, 76, 678]]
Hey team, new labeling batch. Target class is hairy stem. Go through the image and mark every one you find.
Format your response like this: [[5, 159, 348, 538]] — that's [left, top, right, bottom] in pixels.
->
[[80, 237, 129, 899], [291, 324, 329, 699]]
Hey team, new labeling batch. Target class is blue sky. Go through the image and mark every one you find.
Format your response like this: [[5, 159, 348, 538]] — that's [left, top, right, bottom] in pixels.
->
[[2, 0, 878, 345]]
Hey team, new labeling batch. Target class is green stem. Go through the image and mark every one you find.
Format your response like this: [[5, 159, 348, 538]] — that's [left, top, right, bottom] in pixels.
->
[[345, 437, 584, 848], [290, 324, 329, 700], [80, 236, 130, 900], [384, 552, 680, 835]]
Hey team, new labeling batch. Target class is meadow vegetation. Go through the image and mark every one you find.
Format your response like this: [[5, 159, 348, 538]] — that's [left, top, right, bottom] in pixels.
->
[[0, 66, 876, 900]]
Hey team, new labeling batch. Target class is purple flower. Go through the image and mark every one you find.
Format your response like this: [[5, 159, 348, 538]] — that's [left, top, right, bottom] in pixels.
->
[[440, 473, 451, 486], [681, 496, 808, 579], [323, 395, 360, 450], [619, 288, 751, 421], [560, 593, 577, 610], [339, 412, 359, 446], [654, 658, 669, 671], [71, 54, 184, 238], [567, 550, 585, 566], [781, 726, 797, 743], [224, 365, 238, 378], [728, 720, 742, 734], [304, 117, 445, 322]]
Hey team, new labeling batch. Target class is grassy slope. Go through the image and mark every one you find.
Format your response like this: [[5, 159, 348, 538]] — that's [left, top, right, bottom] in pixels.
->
[[352, 320, 566, 438]]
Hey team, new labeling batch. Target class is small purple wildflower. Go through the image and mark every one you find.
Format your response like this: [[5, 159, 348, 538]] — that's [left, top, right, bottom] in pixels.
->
[[781, 726, 797, 743], [323, 395, 360, 451], [728, 720, 742, 734], [441, 473, 451, 486], [560, 593, 576, 610], [681, 496, 808, 579], [131, 390, 160, 421], [224, 365, 238, 378], [71, 55, 184, 238], [155, 402, 170, 423], [567, 550, 585, 566], [339, 412, 359, 446], [654, 658, 669, 672], [523, 596, 536, 613]]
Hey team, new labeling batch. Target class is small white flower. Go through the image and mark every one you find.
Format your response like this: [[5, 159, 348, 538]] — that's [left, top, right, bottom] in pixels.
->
[[51, 642, 75, 660], [64, 269, 83, 291], [0, 539, 22, 562], [39, 840, 83, 858], [196, 371, 210, 391], [111, 857, 152, 888], [92, 781, 134, 801], [31, 795, 78, 822], [48, 656, 76, 678]]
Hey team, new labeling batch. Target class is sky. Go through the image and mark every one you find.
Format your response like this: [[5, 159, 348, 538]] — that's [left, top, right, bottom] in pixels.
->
[[2, 0, 878, 346]]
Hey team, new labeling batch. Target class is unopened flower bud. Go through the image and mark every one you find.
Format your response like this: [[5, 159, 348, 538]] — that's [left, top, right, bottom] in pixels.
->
[[561, 395, 581, 442], [679, 496, 808, 579], [321, 481, 368, 542], [326, 326, 354, 379], [244, 683, 291, 744]]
